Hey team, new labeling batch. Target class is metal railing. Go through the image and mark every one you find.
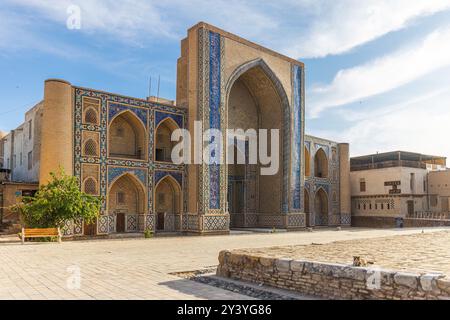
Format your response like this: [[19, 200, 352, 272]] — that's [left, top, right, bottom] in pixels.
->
[[408, 211, 450, 220], [351, 160, 427, 171]]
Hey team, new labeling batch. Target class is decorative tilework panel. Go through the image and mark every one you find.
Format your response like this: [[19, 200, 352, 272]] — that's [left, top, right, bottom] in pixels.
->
[[341, 213, 351, 226], [288, 214, 305, 228], [144, 214, 155, 231], [126, 214, 138, 232], [292, 64, 303, 210], [108, 167, 148, 186], [62, 220, 74, 237], [209, 31, 221, 210], [74, 218, 84, 236], [203, 215, 229, 231], [108, 103, 148, 126], [97, 215, 110, 235], [155, 111, 183, 128], [154, 170, 183, 186]]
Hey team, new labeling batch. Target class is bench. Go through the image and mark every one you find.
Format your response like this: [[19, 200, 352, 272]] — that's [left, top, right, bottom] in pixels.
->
[[21, 227, 62, 244]]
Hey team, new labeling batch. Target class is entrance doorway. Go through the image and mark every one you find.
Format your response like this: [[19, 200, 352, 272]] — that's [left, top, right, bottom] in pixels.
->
[[108, 173, 146, 233], [407, 200, 415, 216], [154, 175, 182, 232]]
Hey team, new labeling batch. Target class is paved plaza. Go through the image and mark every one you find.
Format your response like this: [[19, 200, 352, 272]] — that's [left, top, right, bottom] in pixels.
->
[[0, 227, 449, 300]]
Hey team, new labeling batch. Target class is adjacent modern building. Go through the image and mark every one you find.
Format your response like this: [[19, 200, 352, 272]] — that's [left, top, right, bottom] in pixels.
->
[[428, 169, 450, 216], [0, 22, 352, 236], [350, 151, 448, 227]]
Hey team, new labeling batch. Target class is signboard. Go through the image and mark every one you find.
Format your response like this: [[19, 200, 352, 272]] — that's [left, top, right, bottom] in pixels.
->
[[385, 181, 401, 186], [385, 181, 401, 195]]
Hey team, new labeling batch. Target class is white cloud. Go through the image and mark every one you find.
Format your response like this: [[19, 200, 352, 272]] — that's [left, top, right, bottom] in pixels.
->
[[5, 0, 450, 58], [309, 26, 450, 117], [284, 0, 450, 58], [5, 0, 175, 43], [313, 87, 450, 161]]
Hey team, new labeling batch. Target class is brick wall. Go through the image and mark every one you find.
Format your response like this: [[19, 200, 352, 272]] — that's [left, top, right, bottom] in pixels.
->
[[217, 251, 450, 300]]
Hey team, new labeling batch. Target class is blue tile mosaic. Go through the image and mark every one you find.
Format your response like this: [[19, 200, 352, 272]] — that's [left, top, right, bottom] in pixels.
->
[[292, 65, 303, 210], [155, 111, 183, 128], [108, 103, 148, 126], [155, 170, 183, 186], [108, 166, 148, 186], [209, 31, 221, 210]]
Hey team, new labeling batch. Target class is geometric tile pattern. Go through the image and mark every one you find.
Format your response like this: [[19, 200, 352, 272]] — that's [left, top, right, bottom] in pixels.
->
[[208, 31, 222, 210], [291, 64, 304, 211], [155, 111, 183, 128], [287, 214, 306, 228], [73, 218, 84, 236], [126, 215, 138, 232], [73, 87, 186, 234], [341, 213, 351, 226], [203, 215, 229, 231], [154, 170, 183, 186], [97, 215, 110, 235]]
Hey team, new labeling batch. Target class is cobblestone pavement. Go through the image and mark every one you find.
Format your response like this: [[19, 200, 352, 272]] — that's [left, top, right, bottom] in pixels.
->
[[0, 227, 448, 300], [234, 230, 450, 278]]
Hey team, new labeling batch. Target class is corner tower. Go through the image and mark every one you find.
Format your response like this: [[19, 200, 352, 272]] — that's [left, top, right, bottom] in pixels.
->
[[39, 79, 74, 184]]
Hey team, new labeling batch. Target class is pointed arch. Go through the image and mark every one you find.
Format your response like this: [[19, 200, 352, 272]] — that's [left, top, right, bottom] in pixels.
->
[[304, 146, 311, 177], [108, 172, 147, 233], [84, 107, 98, 125], [155, 117, 181, 163], [83, 177, 98, 195], [304, 188, 310, 214], [108, 110, 147, 160], [154, 175, 182, 231], [226, 58, 291, 214], [84, 139, 98, 157], [314, 187, 329, 226], [314, 148, 328, 178]]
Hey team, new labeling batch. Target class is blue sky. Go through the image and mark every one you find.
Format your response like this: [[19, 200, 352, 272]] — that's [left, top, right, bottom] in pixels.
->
[[1, 0, 450, 160]]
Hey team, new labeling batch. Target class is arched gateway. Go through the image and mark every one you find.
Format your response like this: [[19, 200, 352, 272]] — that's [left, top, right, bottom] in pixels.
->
[[108, 173, 146, 233], [226, 59, 290, 222]]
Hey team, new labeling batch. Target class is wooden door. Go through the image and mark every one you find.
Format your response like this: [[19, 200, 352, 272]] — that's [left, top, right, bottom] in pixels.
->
[[116, 212, 125, 233], [157, 212, 165, 231], [84, 221, 97, 236]]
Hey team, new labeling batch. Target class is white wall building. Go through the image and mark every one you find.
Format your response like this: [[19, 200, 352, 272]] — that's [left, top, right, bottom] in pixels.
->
[[1, 102, 43, 183], [350, 151, 447, 227]]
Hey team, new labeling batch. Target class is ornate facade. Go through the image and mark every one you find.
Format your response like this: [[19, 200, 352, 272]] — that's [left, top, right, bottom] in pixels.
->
[[0, 23, 351, 236]]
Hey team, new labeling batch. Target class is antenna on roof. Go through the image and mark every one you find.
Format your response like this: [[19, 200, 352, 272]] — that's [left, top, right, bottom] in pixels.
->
[[148, 75, 152, 98], [157, 75, 161, 102]]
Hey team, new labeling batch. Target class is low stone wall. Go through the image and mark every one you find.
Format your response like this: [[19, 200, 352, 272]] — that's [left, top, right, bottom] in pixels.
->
[[404, 218, 450, 228], [352, 216, 450, 228], [217, 251, 450, 300]]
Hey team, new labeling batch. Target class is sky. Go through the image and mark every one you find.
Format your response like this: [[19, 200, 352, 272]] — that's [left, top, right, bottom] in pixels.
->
[[1, 0, 450, 160]]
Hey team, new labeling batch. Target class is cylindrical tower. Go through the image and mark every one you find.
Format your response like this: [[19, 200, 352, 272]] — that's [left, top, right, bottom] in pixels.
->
[[39, 79, 73, 184], [338, 143, 351, 220]]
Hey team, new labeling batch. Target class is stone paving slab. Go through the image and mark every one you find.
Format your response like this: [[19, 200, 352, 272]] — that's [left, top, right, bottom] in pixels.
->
[[0, 227, 449, 300], [232, 230, 450, 278]]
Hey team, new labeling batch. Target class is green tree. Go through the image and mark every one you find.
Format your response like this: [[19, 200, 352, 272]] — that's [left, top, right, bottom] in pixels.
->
[[13, 169, 101, 228]]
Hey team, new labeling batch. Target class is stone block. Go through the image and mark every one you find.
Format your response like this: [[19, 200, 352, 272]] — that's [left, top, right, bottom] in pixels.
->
[[275, 258, 292, 272], [420, 273, 445, 292], [393, 272, 419, 289], [229, 254, 244, 265], [259, 257, 274, 268], [218, 250, 230, 265], [437, 279, 450, 294], [290, 260, 305, 272]]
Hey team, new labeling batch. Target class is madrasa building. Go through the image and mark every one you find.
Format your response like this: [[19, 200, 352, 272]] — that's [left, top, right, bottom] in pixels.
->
[[0, 23, 351, 237]]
